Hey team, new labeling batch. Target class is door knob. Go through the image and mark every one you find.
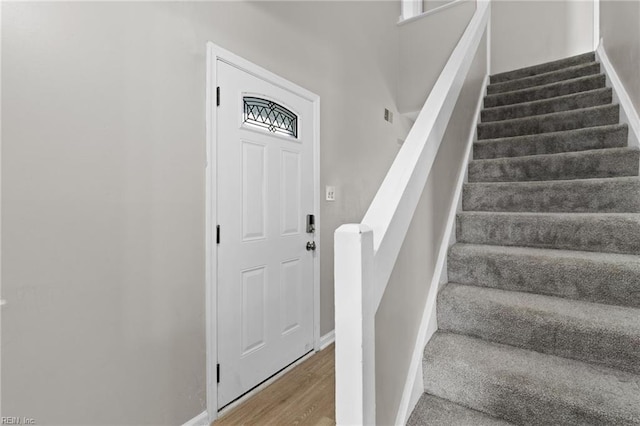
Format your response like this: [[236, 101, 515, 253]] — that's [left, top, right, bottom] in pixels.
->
[[306, 241, 316, 251]]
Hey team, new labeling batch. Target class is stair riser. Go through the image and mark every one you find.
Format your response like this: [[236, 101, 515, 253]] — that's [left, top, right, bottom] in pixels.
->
[[485, 75, 606, 108], [424, 333, 640, 426], [438, 286, 640, 374], [491, 52, 596, 84], [468, 149, 639, 183], [473, 125, 628, 159], [478, 105, 619, 140], [448, 245, 640, 308], [481, 89, 612, 123], [408, 394, 513, 426], [463, 179, 640, 213], [487, 63, 601, 95], [457, 213, 640, 254]]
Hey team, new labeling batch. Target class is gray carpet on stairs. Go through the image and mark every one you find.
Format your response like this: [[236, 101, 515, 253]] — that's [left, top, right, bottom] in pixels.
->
[[407, 394, 513, 426], [411, 51, 640, 424], [477, 104, 619, 139], [484, 74, 606, 108], [473, 124, 628, 159], [423, 333, 640, 426], [457, 211, 640, 254], [463, 177, 640, 213], [481, 87, 612, 122], [468, 147, 639, 182], [490, 52, 595, 83], [486, 61, 601, 95], [438, 283, 640, 374], [448, 243, 640, 308]]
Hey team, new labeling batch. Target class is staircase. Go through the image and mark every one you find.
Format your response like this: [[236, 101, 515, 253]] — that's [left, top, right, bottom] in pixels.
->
[[408, 52, 640, 425]]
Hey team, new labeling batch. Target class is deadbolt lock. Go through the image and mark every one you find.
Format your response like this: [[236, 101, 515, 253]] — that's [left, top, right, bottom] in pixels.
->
[[306, 214, 315, 233], [306, 241, 316, 251]]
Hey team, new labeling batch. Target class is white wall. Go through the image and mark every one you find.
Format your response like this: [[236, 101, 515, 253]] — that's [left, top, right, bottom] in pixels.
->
[[491, 0, 594, 75], [375, 29, 487, 426], [1, 2, 407, 424], [399, 0, 476, 113], [600, 0, 640, 113]]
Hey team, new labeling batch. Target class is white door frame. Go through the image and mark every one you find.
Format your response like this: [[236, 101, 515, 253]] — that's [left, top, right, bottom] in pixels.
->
[[205, 41, 321, 423]]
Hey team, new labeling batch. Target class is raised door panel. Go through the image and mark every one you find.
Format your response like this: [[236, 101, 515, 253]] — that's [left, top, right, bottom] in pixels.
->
[[280, 149, 301, 236], [241, 266, 268, 356], [280, 259, 302, 336], [242, 141, 267, 241]]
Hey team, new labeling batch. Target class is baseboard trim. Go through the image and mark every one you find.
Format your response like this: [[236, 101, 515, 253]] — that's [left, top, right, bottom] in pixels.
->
[[596, 43, 640, 149], [394, 73, 490, 425], [319, 330, 335, 350], [182, 410, 209, 426]]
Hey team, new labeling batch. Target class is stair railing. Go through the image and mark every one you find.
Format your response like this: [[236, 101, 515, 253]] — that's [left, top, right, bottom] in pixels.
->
[[334, 1, 490, 424]]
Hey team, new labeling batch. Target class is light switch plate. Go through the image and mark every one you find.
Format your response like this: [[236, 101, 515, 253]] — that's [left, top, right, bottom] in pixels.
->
[[326, 186, 336, 201]]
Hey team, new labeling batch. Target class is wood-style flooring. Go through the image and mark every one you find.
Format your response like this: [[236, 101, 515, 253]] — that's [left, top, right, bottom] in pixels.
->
[[213, 344, 335, 425]]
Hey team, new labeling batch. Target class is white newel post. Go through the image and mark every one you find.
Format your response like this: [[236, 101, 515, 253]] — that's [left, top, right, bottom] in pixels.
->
[[334, 224, 376, 425]]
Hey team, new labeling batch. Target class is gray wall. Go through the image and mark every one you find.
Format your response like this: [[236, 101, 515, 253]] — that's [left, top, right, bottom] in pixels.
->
[[600, 0, 640, 113], [491, 0, 594, 75], [398, 0, 476, 113], [423, 0, 459, 13], [4, 0, 591, 424], [1, 2, 407, 424], [375, 30, 487, 425]]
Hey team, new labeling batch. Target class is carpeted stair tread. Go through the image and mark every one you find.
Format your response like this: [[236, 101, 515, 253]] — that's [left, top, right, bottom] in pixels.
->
[[473, 124, 628, 159], [490, 52, 595, 84], [463, 177, 640, 213], [407, 394, 514, 426], [484, 74, 606, 108], [481, 88, 612, 122], [456, 211, 640, 255], [468, 147, 639, 183], [438, 283, 640, 374], [448, 243, 640, 308], [477, 104, 619, 140], [487, 62, 601, 95], [423, 332, 640, 425], [412, 51, 640, 425]]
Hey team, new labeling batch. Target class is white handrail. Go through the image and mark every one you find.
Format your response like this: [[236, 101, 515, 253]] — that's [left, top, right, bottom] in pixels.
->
[[365, 0, 490, 310], [334, 1, 490, 424]]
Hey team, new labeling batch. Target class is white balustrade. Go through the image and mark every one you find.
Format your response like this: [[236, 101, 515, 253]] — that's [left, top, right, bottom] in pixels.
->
[[334, 2, 490, 424]]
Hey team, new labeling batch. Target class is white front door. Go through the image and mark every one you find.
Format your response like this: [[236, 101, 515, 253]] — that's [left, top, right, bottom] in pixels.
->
[[216, 60, 316, 409]]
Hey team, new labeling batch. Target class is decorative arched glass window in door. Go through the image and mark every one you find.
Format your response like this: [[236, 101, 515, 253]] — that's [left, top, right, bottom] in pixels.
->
[[243, 96, 298, 138]]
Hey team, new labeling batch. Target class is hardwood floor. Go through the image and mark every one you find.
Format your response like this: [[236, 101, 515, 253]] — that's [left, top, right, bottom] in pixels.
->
[[214, 344, 335, 426]]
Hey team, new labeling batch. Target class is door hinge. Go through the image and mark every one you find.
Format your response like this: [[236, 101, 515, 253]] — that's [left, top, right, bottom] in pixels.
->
[[216, 225, 220, 244], [217, 363, 220, 383], [216, 86, 220, 107]]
